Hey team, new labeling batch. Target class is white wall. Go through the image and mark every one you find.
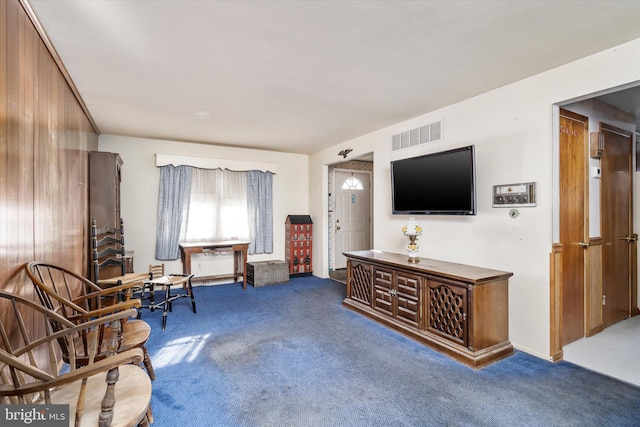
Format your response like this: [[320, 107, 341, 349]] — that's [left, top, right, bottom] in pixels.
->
[[99, 135, 309, 276], [98, 37, 640, 360], [309, 38, 640, 359]]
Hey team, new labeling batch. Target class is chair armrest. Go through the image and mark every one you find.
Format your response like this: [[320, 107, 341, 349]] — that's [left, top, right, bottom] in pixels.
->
[[8, 309, 139, 363], [72, 285, 142, 307], [91, 281, 144, 298], [6, 348, 144, 395], [66, 301, 141, 322], [51, 348, 145, 386]]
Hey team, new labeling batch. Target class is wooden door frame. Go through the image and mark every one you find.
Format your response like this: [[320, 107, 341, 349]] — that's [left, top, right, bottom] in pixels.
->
[[550, 243, 564, 361]]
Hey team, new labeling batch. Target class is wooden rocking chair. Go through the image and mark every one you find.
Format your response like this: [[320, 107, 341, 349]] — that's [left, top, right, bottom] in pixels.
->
[[0, 290, 152, 427], [24, 261, 156, 380]]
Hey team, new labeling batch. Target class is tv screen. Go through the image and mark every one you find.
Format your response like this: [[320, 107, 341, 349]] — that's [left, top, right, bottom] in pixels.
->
[[391, 145, 476, 215]]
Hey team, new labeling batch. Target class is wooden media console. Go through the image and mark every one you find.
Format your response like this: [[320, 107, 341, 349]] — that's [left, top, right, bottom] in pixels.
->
[[342, 250, 514, 368]]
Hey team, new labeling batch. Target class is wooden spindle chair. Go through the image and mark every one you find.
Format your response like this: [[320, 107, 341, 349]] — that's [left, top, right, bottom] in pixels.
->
[[0, 290, 152, 427], [24, 261, 156, 380]]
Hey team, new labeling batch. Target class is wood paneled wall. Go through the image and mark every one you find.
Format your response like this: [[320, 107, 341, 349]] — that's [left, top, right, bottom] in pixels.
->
[[1, 0, 97, 302]]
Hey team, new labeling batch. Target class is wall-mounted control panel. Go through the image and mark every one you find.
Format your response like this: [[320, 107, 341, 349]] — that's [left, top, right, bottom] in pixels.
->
[[493, 182, 536, 208]]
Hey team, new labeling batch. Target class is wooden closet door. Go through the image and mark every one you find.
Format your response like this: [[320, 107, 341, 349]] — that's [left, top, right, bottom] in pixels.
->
[[600, 125, 634, 327], [559, 109, 589, 345]]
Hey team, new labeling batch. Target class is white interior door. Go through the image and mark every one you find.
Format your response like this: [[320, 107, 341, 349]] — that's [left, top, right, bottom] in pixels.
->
[[334, 170, 371, 269]]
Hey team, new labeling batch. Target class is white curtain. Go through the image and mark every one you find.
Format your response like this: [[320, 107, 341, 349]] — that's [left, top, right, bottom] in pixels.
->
[[156, 166, 273, 259], [183, 168, 249, 243]]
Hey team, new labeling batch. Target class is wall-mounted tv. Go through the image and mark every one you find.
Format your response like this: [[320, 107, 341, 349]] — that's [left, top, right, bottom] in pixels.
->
[[391, 145, 476, 215]]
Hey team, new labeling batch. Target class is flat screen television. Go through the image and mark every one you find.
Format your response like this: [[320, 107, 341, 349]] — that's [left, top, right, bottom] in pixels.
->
[[391, 145, 476, 215]]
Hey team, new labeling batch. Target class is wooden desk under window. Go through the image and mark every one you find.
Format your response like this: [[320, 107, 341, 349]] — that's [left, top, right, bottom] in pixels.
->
[[179, 241, 250, 290]]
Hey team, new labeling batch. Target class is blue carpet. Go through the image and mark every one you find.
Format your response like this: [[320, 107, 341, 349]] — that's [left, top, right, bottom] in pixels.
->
[[141, 277, 640, 426]]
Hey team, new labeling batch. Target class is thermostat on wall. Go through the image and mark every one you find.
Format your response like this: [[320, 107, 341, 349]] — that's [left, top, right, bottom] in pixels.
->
[[493, 182, 536, 208]]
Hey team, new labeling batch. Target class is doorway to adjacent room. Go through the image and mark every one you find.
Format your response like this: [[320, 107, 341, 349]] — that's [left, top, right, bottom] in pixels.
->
[[554, 91, 638, 363], [328, 157, 373, 282], [333, 170, 371, 270]]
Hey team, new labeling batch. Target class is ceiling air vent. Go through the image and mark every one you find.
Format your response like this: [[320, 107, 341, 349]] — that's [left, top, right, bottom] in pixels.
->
[[391, 119, 443, 152]]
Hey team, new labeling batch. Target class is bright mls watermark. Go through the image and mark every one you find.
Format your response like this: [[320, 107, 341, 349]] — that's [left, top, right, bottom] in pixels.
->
[[1, 405, 68, 426]]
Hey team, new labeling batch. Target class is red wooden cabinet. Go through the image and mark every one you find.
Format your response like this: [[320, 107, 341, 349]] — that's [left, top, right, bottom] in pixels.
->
[[285, 215, 313, 276]]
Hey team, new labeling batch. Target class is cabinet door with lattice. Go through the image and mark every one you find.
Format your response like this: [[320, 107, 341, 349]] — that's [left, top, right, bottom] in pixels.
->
[[347, 260, 372, 307], [426, 279, 468, 347]]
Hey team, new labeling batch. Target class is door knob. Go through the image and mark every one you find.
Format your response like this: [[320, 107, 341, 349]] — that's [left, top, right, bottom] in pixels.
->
[[578, 241, 590, 249], [336, 226, 341, 231]]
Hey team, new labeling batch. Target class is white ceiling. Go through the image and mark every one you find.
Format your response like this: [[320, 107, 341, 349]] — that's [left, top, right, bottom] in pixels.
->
[[29, 0, 640, 154]]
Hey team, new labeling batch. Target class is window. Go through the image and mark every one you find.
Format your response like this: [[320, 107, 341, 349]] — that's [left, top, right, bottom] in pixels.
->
[[155, 165, 273, 259], [184, 168, 249, 242], [342, 176, 364, 190]]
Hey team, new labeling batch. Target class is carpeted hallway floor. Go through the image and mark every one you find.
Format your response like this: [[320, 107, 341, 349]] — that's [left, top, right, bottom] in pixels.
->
[[141, 276, 640, 427]]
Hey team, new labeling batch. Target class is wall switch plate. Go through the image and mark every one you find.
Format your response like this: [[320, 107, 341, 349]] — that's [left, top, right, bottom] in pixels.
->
[[493, 182, 536, 207]]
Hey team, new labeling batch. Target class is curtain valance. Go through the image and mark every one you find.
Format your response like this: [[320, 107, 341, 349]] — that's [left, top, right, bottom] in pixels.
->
[[155, 154, 278, 173]]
